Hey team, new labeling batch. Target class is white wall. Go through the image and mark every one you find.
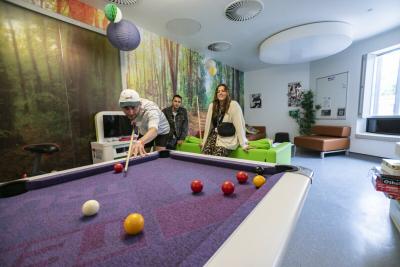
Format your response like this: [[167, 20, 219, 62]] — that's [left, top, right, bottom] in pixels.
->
[[244, 63, 310, 141], [244, 26, 400, 158], [309, 26, 400, 158]]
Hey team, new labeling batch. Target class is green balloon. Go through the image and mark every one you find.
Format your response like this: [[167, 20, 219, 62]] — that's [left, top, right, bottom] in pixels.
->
[[104, 3, 118, 22]]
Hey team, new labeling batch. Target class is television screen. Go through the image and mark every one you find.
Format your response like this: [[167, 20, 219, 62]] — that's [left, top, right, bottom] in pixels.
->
[[103, 115, 133, 138]]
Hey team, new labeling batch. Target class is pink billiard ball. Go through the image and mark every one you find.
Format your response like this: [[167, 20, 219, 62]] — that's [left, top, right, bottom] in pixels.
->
[[114, 163, 124, 173], [221, 181, 235, 195], [191, 179, 203, 193], [236, 171, 248, 184]]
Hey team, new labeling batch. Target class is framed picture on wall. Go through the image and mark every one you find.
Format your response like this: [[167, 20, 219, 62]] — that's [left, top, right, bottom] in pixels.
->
[[337, 108, 346, 117], [250, 93, 262, 108], [321, 109, 332, 116], [287, 81, 303, 107]]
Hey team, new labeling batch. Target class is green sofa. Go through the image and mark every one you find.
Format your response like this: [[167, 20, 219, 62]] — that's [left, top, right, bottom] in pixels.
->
[[176, 137, 291, 164]]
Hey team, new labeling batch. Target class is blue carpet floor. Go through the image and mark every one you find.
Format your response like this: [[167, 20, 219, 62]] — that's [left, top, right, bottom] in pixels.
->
[[281, 152, 400, 267]]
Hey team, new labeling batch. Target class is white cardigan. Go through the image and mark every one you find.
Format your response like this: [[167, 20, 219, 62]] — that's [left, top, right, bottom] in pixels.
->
[[202, 100, 248, 150]]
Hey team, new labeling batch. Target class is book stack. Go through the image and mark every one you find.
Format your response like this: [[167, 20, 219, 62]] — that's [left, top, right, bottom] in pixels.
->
[[372, 159, 400, 200]]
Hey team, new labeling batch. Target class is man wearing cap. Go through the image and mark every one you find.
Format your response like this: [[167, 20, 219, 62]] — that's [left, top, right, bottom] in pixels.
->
[[119, 89, 170, 156]]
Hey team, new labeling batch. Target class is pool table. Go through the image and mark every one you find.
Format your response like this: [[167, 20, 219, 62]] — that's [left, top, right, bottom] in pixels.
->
[[0, 150, 312, 267]]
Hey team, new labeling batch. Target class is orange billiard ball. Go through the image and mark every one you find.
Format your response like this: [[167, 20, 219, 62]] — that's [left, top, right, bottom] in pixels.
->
[[124, 213, 144, 235]]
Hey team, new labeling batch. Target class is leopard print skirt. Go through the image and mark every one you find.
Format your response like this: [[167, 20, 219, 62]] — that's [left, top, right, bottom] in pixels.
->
[[202, 131, 231, 157]]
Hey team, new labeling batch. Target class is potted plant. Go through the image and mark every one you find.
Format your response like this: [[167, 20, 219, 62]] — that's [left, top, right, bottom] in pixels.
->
[[289, 90, 320, 135]]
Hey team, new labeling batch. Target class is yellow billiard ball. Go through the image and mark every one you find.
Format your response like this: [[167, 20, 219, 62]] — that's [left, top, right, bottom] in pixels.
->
[[253, 175, 266, 188], [124, 213, 145, 235]]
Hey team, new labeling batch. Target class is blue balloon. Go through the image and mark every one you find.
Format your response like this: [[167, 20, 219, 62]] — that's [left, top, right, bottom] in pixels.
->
[[106, 19, 141, 51]]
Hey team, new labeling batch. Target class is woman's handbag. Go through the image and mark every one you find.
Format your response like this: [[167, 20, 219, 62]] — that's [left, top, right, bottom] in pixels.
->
[[217, 122, 236, 137]]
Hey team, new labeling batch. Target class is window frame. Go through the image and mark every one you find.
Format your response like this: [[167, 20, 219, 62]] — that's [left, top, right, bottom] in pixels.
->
[[359, 45, 400, 119]]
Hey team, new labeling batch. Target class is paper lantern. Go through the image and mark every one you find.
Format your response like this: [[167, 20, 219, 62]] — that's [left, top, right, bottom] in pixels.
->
[[104, 4, 122, 23], [208, 66, 217, 76], [107, 19, 141, 51], [205, 59, 216, 69]]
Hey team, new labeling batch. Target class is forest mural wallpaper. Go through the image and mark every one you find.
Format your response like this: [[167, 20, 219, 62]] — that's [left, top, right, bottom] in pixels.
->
[[0, 0, 244, 182]]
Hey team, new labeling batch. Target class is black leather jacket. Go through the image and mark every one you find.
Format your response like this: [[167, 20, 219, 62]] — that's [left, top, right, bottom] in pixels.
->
[[162, 106, 188, 141]]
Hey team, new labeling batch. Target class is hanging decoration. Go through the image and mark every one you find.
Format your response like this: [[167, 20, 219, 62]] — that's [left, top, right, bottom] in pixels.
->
[[105, 4, 141, 51], [205, 59, 216, 69], [208, 66, 217, 76], [104, 3, 122, 23], [107, 19, 141, 51]]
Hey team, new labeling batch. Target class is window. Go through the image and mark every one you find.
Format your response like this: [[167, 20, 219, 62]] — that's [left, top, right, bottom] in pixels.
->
[[359, 45, 400, 136], [370, 49, 400, 116]]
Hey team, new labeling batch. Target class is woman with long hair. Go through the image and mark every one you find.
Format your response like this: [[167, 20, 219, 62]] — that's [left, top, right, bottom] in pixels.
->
[[201, 84, 249, 157]]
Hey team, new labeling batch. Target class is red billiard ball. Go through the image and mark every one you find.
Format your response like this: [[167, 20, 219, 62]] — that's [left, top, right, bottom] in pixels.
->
[[114, 163, 124, 173], [221, 181, 235, 195], [236, 171, 248, 183], [191, 179, 203, 193]]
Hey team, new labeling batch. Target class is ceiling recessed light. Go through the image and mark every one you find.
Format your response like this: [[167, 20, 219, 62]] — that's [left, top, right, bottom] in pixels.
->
[[225, 0, 264, 22], [259, 21, 353, 64], [166, 18, 201, 36], [208, 42, 232, 52]]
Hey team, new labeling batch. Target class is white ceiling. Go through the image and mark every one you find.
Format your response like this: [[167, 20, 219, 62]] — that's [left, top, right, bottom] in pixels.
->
[[84, 0, 400, 71]]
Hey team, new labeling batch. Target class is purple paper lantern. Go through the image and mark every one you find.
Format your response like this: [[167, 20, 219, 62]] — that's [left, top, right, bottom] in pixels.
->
[[106, 19, 141, 51]]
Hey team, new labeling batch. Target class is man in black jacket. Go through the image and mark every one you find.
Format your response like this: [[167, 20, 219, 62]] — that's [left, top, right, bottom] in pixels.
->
[[162, 95, 189, 149]]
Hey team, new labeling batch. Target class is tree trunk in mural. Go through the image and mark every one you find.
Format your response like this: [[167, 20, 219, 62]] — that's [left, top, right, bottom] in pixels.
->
[[160, 38, 167, 107], [142, 42, 147, 96], [41, 20, 54, 88], [235, 69, 241, 105], [151, 36, 162, 106], [134, 51, 139, 90], [78, 33, 90, 136], [0, 49, 15, 139], [126, 52, 131, 88], [6, 10, 29, 112], [165, 39, 179, 96], [230, 67, 235, 100], [99, 38, 107, 107], [149, 35, 158, 104], [25, 21, 44, 110], [187, 50, 193, 108]]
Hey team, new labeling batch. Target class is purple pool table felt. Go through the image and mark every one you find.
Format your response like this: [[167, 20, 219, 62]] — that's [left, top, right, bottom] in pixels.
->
[[0, 156, 283, 267]]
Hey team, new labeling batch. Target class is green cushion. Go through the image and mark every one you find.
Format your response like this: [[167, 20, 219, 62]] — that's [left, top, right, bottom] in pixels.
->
[[176, 142, 201, 154], [177, 136, 291, 164], [248, 138, 272, 150], [185, 136, 202, 144]]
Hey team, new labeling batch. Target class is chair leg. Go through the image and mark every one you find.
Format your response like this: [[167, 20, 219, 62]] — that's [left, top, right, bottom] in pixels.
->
[[320, 152, 325, 159]]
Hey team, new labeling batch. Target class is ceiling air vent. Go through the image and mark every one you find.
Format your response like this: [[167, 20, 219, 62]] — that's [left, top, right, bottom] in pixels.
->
[[207, 41, 232, 52], [225, 0, 264, 22], [108, 0, 137, 5]]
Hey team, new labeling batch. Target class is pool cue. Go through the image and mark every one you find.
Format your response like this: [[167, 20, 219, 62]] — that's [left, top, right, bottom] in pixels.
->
[[123, 126, 136, 177], [196, 96, 202, 141]]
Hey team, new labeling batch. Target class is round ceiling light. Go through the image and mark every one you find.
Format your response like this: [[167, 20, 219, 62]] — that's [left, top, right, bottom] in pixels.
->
[[259, 21, 353, 64], [166, 18, 201, 36], [225, 0, 264, 22], [207, 41, 232, 52], [108, 0, 137, 5]]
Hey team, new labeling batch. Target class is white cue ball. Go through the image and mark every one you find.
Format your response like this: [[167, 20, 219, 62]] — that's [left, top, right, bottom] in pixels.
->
[[82, 200, 100, 216]]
